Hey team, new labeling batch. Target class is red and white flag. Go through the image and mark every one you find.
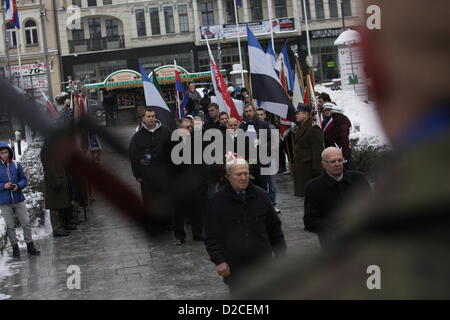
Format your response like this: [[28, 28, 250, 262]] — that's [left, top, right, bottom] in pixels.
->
[[39, 88, 58, 119], [205, 38, 242, 121]]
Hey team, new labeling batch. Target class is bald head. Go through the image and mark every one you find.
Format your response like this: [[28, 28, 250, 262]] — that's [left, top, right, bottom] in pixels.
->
[[322, 147, 343, 162], [227, 117, 240, 131]]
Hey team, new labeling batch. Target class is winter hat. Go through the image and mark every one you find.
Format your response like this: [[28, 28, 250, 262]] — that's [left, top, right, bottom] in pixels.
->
[[323, 103, 334, 110], [227, 86, 235, 93], [296, 104, 312, 113]]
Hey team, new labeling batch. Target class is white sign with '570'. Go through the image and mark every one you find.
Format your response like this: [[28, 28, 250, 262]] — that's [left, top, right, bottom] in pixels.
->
[[6, 62, 54, 77]]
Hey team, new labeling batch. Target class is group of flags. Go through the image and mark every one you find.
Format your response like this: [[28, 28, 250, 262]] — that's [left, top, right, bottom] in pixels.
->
[[136, 23, 318, 136]]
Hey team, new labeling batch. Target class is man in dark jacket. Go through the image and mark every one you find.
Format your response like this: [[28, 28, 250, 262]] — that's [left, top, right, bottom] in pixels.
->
[[102, 91, 117, 127], [203, 103, 221, 131], [205, 158, 287, 296], [293, 105, 324, 197], [321, 103, 352, 167], [304, 147, 371, 248], [129, 107, 172, 231], [239, 104, 272, 190]]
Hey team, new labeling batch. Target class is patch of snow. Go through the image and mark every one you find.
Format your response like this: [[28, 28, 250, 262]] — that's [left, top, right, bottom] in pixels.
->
[[315, 85, 390, 147], [334, 30, 361, 45]]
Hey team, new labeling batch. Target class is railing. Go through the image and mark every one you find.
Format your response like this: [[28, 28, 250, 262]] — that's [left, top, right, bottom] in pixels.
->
[[69, 35, 125, 53]]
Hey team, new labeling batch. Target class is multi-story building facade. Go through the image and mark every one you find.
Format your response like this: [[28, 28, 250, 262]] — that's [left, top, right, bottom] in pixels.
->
[[55, 0, 363, 104], [0, 0, 63, 135]]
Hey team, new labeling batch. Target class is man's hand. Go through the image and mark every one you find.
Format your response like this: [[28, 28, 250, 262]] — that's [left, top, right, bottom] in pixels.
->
[[4, 182, 12, 189], [12, 184, 19, 192], [216, 262, 231, 277]]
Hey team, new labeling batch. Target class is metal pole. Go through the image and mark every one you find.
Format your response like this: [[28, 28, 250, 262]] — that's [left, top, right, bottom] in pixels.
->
[[267, 0, 275, 52], [340, 0, 346, 30], [39, 0, 53, 100], [233, 0, 245, 87], [52, 0, 64, 92], [2, 4, 12, 79], [16, 26, 23, 88], [302, 0, 311, 57]]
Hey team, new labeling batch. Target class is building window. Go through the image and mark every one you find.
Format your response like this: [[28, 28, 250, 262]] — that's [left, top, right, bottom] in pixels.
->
[[87, 0, 97, 6], [250, 0, 263, 21], [88, 18, 102, 39], [149, 7, 161, 35], [135, 9, 146, 37], [163, 6, 175, 33], [72, 23, 85, 40], [315, 0, 325, 19], [342, 0, 352, 16], [103, 0, 112, 5], [178, 4, 189, 32], [25, 20, 39, 46], [302, 0, 311, 20], [225, 0, 235, 24], [329, 0, 338, 17], [274, 0, 287, 18], [6, 23, 17, 48], [200, 2, 214, 26], [106, 19, 119, 38], [72, 0, 82, 7]]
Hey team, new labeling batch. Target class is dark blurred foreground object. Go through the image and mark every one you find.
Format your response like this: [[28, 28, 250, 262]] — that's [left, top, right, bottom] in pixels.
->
[[237, 0, 450, 299]]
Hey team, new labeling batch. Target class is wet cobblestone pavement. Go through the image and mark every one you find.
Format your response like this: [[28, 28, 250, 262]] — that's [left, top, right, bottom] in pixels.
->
[[0, 125, 320, 299]]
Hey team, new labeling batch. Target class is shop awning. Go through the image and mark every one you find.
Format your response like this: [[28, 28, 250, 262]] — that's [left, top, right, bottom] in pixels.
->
[[81, 66, 228, 90]]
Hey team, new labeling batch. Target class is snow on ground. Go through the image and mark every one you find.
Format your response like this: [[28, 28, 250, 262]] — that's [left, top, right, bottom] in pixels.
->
[[315, 85, 390, 147]]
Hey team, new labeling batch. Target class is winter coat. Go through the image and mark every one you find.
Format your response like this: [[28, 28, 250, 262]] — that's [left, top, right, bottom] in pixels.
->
[[322, 112, 352, 160], [293, 117, 324, 197], [205, 182, 287, 285], [239, 117, 272, 166], [129, 120, 172, 184], [40, 143, 72, 210], [0, 142, 27, 205], [187, 90, 202, 112], [304, 170, 371, 246]]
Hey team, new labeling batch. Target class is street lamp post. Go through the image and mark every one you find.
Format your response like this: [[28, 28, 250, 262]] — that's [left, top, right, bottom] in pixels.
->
[[340, 0, 346, 30]]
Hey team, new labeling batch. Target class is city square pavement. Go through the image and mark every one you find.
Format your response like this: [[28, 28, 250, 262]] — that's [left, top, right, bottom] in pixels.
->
[[0, 124, 320, 299]]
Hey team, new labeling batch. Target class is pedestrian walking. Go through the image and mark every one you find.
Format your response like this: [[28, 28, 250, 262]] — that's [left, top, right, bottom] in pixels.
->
[[0, 142, 40, 257]]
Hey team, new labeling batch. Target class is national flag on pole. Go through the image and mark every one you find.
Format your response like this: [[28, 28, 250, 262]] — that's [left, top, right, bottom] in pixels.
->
[[5, 0, 20, 29], [266, 42, 277, 71], [292, 65, 304, 108], [235, 0, 243, 8], [305, 74, 321, 128], [174, 61, 188, 119], [139, 62, 174, 129], [205, 37, 241, 121], [281, 42, 294, 91], [39, 88, 58, 119], [150, 70, 163, 94], [247, 26, 295, 121]]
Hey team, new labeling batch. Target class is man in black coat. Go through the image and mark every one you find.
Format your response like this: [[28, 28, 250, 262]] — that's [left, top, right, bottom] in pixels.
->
[[205, 158, 287, 296], [129, 107, 172, 231], [304, 147, 371, 248], [239, 104, 272, 190]]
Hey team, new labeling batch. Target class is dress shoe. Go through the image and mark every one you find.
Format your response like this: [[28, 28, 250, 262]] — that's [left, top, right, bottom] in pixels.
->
[[174, 239, 185, 245], [12, 243, 20, 257], [53, 230, 70, 237], [27, 242, 41, 255]]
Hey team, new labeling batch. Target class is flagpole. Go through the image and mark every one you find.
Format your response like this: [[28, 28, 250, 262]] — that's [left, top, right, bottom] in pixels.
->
[[16, 26, 23, 88], [302, 0, 312, 58], [174, 59, 180, 119], [233, 0, 245, 87], [267, 0, 275, 52], [2, 5, 12, 79]]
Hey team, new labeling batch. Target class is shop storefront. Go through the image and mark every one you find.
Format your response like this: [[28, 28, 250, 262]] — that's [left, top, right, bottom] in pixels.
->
[[82, 65, 227, 124]]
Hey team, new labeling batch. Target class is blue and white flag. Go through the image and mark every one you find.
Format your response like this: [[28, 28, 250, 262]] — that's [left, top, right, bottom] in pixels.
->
[[281, 42, 294, 91], [247, 26, 295, 121], [139, 62, 175, 129]]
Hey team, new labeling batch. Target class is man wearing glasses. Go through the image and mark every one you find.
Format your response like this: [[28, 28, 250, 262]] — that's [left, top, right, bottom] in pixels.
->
[[303, 147, 371, 249]]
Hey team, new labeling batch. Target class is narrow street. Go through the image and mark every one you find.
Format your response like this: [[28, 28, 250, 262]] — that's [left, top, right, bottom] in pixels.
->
[[0, 125, 319, 299]]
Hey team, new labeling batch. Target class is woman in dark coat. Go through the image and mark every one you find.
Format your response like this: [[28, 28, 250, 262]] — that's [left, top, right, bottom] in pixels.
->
[[293, 105, 324, 197]]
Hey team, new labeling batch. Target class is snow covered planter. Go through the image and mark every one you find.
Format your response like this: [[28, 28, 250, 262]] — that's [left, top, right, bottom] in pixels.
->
[[19, 143, 46, 226], [0, 217, 6, 254], [350, 137, 391, 179]]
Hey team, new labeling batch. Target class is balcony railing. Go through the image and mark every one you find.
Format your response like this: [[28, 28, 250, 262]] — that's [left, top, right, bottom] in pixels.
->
[[69, 35, 125, 53]]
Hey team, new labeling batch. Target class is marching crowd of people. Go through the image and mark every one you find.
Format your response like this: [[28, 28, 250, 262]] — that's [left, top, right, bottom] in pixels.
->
[[128, 86, 371, 295]]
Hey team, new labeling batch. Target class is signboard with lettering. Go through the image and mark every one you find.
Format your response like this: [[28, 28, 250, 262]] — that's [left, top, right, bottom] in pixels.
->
[[337, 46, 368, 100], [6, 62, 54, 77], [200, 17, 296, 40]]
